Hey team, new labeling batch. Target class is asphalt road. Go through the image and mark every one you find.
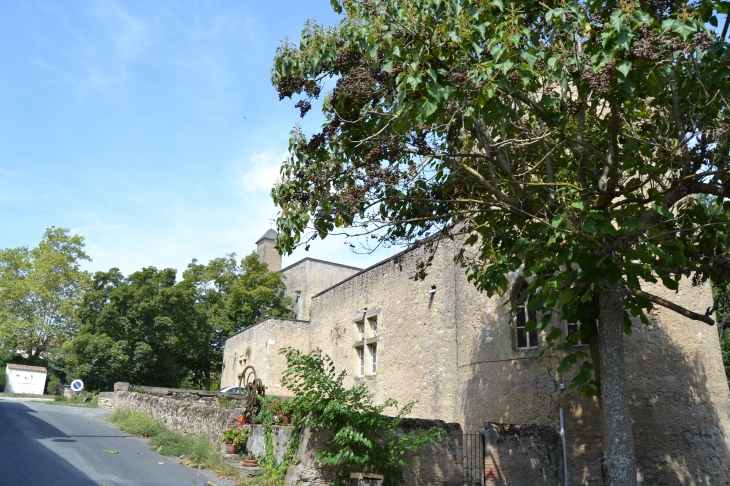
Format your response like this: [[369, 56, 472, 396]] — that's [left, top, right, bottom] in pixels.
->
[[0, 398, 235, 486]]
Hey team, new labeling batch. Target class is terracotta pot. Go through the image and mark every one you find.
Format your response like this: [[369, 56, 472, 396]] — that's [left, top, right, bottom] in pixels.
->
[[242, 459, 259, 467], [225, 442, 237, 454]]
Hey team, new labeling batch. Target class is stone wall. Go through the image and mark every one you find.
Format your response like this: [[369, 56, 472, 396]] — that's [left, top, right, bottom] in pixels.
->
[[283, 418, 465, 486], [224, 235, 730, 484], [110, 391, 244, 443], [221, 318, 310, 394], [480, 423, 564, 486], [309, 242, 461, 423], [281, 258, 362, 320], [105, 390, 467, 485]]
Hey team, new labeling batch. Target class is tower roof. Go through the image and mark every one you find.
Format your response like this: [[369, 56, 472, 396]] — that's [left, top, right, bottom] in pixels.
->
[[256, 229, 278, 244]]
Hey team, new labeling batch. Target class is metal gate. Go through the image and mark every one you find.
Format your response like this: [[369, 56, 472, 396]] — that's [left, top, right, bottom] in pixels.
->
[[463, 431, 485, 485]]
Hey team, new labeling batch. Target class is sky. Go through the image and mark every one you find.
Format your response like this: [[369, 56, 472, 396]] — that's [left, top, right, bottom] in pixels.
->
[[0, 0, 399, 276]]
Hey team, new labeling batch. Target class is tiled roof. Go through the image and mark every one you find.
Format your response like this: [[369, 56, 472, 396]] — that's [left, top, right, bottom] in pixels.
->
[[256, 229, 278, 243], [6, 363, 47, 373]]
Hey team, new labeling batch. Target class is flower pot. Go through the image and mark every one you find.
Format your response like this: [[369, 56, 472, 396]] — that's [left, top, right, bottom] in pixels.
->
[[242, 459, 259, 467], [225, 442, 237, 454]]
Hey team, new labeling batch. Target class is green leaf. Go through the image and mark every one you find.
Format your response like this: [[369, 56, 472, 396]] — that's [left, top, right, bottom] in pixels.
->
[[547, 57, 558, 69], [417, 98, 438, 118], [652, 204, 673, 220], [546, 327, 563, 342], [617, 60, 631, 77], [426, 80, 444, 100], [522, 51, 538, 69]]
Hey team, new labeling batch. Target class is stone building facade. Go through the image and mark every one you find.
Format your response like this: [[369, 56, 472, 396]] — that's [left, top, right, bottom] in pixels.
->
[[222, 231, 730, 485]]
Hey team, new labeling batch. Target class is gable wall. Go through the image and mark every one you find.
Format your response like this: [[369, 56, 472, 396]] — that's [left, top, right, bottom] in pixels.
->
[[308, 241, 460, 423], [282, 259, 361, 320], [221, 318, 310, 395]]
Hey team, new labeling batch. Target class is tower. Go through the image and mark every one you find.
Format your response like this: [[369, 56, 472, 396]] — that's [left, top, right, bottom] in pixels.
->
[[256, 229, 282, 272]]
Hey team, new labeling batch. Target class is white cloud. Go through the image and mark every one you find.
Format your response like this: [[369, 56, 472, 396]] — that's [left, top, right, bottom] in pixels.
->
[[240, 149, 287, 193]]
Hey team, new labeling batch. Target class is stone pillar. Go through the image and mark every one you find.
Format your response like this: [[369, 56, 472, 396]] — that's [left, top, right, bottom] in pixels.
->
[[256, 229, 282, 272]]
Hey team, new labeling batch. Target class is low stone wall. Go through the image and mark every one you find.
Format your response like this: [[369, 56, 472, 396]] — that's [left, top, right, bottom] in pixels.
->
[[109, 391, 244, 443], [284, 419, 464, 486], [244, 424, 295, 464], [482, 422, 563, 486], [113, 382, 249, 408], [97, 391, 115, 409], [103, 390, 561, 485]]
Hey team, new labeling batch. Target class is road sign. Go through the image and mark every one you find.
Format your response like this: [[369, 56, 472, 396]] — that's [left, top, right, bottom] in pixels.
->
[[70, 379, 84, 392]]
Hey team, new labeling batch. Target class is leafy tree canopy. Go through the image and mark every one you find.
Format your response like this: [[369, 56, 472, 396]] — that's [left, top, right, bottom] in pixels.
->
[[270, 0, 730, 483], [0, 227, 91, 358], [66, 252, 291, 391]]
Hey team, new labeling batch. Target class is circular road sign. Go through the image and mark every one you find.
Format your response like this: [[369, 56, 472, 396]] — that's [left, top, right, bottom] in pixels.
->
[[70, 379, 84, 392]]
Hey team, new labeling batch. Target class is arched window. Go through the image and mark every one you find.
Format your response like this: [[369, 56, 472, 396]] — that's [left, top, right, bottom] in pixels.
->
[[513, 282, 538, 349]]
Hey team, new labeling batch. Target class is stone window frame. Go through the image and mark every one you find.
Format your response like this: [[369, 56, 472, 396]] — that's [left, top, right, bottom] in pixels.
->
[[353, 307, 381, 378], [510, 280, 538, 350], [566, 321, 590, 345]]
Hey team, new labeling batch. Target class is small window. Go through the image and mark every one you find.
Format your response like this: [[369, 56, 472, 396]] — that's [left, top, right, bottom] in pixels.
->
[[514, 283, 538, 349], [358, 347, 365, 376], [567, 322, 590, 345], [370, 344, 377, 374], [357, 322, 365, 341], [368, 317, 378, 338]]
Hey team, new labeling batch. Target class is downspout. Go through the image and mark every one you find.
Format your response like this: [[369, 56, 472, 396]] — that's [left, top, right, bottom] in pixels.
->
[[559, 382, 569, 486]]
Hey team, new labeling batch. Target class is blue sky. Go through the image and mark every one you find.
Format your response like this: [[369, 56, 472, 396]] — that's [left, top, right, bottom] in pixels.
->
[[0, 0, 398, 276]]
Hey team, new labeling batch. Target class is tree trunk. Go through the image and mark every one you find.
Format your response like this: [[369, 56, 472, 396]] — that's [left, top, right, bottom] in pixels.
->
[[598, 280, 637, 486]]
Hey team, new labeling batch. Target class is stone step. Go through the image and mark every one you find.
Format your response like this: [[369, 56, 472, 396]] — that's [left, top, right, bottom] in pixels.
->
[[220, 453, 241, 464], [235, 465, 263, 478]]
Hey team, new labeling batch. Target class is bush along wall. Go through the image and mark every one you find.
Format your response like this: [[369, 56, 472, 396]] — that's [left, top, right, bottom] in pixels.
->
[[249, 347, 444, 486]]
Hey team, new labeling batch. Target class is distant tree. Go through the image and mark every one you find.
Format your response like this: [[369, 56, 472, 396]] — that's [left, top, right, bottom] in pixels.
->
[[182, 252, 291, 390], [67, 253, 290, 391], [0, 227, 91, 358], [271, 1, 730, 483], [65, 267, 201, 390]]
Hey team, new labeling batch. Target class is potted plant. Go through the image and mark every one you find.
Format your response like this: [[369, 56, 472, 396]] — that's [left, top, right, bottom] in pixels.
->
[[221, 417, 249, 455]]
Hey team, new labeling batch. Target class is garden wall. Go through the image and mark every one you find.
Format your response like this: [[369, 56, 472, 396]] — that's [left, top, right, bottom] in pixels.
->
[[283, 419, 465, 486], [481, 422, 564, 486], [107, 390, 244, 443], [103, 391, 465, 484], [102, 390, 563, 485]]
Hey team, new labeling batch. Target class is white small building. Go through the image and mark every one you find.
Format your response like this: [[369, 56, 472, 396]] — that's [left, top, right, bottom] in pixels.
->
[[4, 364, 47, 395]]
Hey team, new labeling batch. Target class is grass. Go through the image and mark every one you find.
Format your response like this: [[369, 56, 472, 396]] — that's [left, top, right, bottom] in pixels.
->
[[39, 399, 99, 408], [38, 392, 99, 408], [108, 409, 241, 482], [0, 392, 55, 399]]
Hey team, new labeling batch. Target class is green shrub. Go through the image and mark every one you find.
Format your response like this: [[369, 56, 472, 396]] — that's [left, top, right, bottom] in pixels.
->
[[46, 374, 63, 395], [110, 409, 165, 438], [271, 347, 444, 485], [0, 367, 5, 389], [54, 395, 66, 402]]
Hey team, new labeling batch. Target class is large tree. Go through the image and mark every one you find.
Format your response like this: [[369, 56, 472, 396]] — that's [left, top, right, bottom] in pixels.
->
[[66, 267, 202, 390], [0, 227, 91, 358], [67, 253, 291, 391], [270, 1, 730, 484], [181, 252, 291, 390]]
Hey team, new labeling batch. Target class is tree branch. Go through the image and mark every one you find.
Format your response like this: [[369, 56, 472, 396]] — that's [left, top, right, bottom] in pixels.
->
[[627, 287, 714, 325]]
